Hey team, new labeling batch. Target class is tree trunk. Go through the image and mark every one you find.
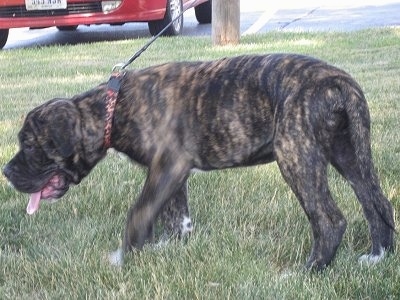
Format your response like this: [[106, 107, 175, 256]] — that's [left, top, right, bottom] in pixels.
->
[[212, 0, 240, 46]]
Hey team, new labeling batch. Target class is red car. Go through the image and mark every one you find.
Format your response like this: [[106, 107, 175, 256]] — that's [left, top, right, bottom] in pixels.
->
[[0, 0, 211, 49]]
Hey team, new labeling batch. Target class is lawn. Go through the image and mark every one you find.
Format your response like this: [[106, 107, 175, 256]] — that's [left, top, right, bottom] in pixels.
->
[[0, 28, 399, 299]]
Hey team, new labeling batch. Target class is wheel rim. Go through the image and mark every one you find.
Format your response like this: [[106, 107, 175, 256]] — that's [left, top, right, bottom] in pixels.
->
[[169, 0, 182, 32]]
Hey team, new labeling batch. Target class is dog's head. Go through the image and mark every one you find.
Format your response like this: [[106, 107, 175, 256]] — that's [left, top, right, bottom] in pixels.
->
[[3, 98, 88, 214]]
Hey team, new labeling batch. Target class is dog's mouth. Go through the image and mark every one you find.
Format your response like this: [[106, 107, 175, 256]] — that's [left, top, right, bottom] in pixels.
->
[[27, 173, 70, 215]]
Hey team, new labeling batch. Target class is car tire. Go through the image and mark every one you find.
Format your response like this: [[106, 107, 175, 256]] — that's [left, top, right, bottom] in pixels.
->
[[56, 26, 78, 31], [195, 1, 212, 24], [148, 0, 183, 36], [0, 29, 9, 49]]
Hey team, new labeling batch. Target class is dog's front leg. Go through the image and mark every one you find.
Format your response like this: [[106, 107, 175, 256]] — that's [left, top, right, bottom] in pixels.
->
[[123, 150, 191, 253]]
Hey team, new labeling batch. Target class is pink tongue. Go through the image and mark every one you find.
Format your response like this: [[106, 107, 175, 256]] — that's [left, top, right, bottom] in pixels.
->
[[27, 191, 42, 215]]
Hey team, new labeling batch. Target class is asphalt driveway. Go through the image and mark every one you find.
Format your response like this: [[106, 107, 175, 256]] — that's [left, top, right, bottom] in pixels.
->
[[239, 0, 400, 34]]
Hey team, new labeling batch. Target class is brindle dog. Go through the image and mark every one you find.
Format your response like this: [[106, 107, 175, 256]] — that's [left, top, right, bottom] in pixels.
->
[[3, 54, 395, 270]]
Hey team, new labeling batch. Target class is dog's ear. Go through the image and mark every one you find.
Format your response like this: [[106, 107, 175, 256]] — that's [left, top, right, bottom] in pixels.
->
[[37, 99, 81, 158], [50, 118, 77, 158]]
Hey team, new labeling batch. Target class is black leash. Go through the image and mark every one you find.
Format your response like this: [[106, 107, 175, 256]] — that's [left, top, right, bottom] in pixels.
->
[[113, 8, 186, 71]]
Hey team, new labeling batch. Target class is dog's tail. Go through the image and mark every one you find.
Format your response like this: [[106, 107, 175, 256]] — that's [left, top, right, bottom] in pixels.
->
[[341, 78, 373, 180], [340, 77, 395, 231]]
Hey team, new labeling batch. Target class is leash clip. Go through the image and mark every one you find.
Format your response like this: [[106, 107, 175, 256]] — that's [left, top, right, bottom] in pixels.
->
[[112, 63, 126, 73], [108, 66, 126, 92]]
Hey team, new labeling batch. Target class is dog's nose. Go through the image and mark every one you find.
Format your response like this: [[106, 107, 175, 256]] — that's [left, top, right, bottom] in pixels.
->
[[2, 164, 15, 189], [2, 164, 11, 179]]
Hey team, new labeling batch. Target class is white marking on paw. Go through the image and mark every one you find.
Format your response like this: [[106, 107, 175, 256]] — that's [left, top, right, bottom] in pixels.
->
[[359, 247, 385, 265], [280, 270, 296, 280], [180, 216, 193, 236], [190, 168, 206, 174], [109, 248, 124, 267], [155, 234, 170, 248]]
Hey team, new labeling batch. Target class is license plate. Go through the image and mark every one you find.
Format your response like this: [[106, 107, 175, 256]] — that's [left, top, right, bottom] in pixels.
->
[[25, 0, 67, 11]]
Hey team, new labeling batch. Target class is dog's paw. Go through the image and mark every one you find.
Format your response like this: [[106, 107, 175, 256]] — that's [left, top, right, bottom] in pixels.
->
[[155, 234, 170, 248], [108, 248, 124, 267], [358, 247, 385, 266], [180, 216, 193, 236]]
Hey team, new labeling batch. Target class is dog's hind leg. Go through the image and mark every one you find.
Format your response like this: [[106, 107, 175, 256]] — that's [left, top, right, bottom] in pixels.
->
[[160, 180, 193, 237], [330, 134, 394, 264], [274, 133, 347, 271]]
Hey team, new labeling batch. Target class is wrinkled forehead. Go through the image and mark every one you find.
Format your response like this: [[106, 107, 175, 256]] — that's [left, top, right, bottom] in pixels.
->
[[17, 119, 36, 146], [17, 97, 68, 143]]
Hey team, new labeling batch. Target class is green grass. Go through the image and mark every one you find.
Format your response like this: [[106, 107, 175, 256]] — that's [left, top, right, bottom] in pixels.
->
[[1, 28, 400, 299]]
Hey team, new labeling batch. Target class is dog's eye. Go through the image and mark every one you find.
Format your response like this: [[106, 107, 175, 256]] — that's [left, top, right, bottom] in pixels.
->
[[23, 143, 35, 153]]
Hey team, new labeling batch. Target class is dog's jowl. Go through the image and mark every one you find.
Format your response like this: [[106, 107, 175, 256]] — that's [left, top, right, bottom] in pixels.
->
[[3, 54, 394, 270]]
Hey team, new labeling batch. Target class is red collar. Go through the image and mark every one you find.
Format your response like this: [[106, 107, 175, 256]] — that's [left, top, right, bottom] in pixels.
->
[[104, 71, 125, 149]]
